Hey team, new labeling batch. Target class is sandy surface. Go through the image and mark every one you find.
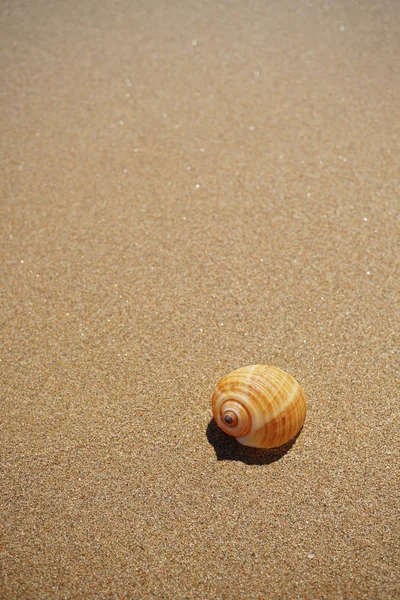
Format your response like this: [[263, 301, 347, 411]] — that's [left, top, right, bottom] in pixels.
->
[[1, 1, 399, 598]]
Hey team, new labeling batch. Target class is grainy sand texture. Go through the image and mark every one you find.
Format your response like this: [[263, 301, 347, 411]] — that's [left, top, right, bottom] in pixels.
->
[[1, 1, 399, 598]]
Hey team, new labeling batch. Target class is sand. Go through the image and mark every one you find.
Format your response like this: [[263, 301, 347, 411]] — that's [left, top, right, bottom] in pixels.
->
[[1, 1, 399, 598]]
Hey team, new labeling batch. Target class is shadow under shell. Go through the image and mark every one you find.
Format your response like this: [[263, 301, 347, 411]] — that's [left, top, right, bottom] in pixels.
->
[[206, 418, 301, 465]]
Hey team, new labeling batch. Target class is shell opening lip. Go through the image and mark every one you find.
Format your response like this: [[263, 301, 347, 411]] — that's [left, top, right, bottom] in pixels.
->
[[223, 410, 238, 427], [219, 400, 251, 437]]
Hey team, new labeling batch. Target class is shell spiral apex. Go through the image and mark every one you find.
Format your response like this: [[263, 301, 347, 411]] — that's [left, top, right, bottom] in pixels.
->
[[211, 365, 306, 448]]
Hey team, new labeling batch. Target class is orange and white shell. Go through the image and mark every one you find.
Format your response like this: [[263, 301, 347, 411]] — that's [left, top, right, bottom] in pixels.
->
[[211, 365, 306, 448]]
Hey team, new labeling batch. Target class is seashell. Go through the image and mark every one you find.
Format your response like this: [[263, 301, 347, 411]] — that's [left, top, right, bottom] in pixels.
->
[[211, 365, 306, 448]]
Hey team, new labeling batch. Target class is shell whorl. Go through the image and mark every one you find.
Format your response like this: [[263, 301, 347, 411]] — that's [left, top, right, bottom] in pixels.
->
[[211, 365, 306, 448]]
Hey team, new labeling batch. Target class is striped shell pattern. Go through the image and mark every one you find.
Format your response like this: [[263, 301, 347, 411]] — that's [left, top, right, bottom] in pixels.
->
[[211, 365, 306, 448]]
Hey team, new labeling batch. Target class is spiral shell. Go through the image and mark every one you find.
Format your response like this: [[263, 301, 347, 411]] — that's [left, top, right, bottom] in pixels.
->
[[211, 365, 306, 448]]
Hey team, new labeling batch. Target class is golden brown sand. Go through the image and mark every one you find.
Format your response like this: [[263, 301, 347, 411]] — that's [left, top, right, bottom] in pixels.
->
[[1, 1, 399, 598]]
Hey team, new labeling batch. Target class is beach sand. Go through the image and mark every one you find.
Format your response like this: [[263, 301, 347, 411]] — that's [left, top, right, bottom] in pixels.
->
[[1, 1, 399, 598]]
